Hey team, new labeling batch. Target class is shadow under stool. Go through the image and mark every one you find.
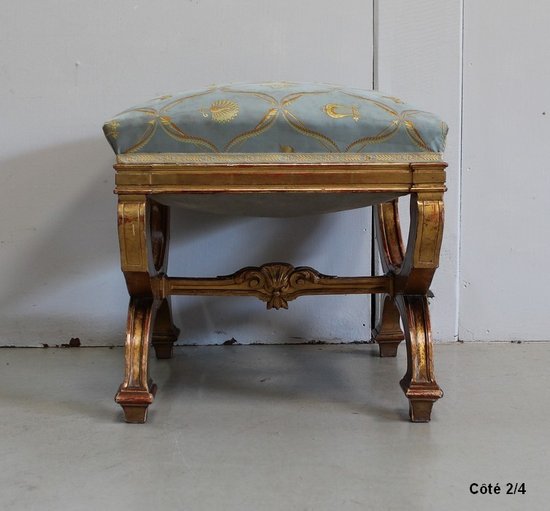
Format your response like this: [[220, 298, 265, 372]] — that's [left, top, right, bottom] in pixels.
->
[[103, 82, 448, 423]]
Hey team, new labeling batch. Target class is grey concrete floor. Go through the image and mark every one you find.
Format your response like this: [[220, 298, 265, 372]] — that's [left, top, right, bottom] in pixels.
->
[[0, 343, 548, 511]]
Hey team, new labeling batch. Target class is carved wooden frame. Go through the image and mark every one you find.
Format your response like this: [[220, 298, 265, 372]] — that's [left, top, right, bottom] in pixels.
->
[[373, 185, 445, 421], [113, 160, 446, 423]]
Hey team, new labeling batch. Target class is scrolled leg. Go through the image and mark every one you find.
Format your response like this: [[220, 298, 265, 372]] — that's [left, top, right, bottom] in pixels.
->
[[374, 199, 405, 274], [373, 200, 405, 357], [115, 297, 159, 423], [395, 295, 442, 422], [372, 295, 404, 357], [152, 297, 180, 359], [375, 176, 446, 421], [116, 194, 163, 423], [393, 187, 445, 422]]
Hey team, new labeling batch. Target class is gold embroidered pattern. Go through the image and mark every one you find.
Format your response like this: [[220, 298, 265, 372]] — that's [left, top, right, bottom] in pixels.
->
[[219, 88, 341, 150], [122, 92, 223, 153], [201, 100, 240, 123], [346, 123, 400, 152], [279, 145, 295, 153], [267, 81, 297, 89], [404, 119, 431, 151], [106, 83, 446, 156], [283, 108, 339, 152], [383, 95, 404, 104], [324, 104, 360, 121], [224, 108, 278, 151], [103, 120, 120, 139], [125, 121, 157, 153], [341, 92, 436, 151], [160, 116, 218, 152]]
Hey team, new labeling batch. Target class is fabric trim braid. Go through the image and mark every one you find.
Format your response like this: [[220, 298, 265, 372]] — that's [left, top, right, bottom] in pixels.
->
[[116, 152, 443, 165]]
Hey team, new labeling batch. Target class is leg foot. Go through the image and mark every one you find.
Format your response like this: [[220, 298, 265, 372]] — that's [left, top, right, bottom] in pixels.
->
[[372, 295, 404, 357], [408, 400, 435, 423], [377, 341, 401, 358], [116, 380, 157, 423], [152, 298, 180, 359], [153, 343, 175, 360], [121, 405, 149, 424]]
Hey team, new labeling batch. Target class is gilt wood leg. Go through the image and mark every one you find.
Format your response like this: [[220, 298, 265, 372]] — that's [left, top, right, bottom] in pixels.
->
[[395, 188, 445, 422], [116, 195, 168, 423], [152, 297, 180, 359], [373, 200, 405, 357], [395, 295, 442, 422], [115, 297, 159, 423], [150, 200, 180, 359], [375, 175, 446, 421], [372, 295, 404, 357]]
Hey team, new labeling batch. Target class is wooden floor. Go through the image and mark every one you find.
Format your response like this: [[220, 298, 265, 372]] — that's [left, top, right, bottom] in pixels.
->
[[0, 342, 548, 511]]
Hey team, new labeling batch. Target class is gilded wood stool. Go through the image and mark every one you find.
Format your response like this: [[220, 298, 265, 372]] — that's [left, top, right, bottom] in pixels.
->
[[103, 82, 448, 423]]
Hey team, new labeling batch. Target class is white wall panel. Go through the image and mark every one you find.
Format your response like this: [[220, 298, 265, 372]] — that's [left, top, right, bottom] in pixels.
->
[[460, 0, 550, 340], [376, 0, 463, 341], [0, 1, 373, 346]]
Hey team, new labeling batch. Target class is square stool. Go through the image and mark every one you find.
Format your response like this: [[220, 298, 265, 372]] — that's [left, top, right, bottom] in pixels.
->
[[103, 82, 448, 423]]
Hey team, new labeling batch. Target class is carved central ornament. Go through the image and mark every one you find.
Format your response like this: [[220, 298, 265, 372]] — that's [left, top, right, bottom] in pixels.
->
[[236, 263, 321, 310]]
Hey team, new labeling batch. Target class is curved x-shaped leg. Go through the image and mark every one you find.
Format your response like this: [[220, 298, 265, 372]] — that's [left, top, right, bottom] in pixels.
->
[[115, 297, 159, 423], [372, 295, 404, 357], [374, 187, 445, 422], [152, 297, 180, 359], [149, 200, 180, 359], [372, 199, 405, 356], [395, 295, 443, 422], [115, 195, 179, 422]]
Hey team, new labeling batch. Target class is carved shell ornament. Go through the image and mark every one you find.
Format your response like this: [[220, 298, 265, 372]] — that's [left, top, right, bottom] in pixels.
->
[[237, 263, 321, 310], [201, 99, 240, 123]]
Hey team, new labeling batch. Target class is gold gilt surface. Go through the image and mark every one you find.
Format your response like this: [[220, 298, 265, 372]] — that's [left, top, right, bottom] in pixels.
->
[[113, 159, 447, 424]]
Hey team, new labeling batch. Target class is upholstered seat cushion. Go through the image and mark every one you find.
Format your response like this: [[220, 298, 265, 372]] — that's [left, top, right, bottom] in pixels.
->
[[103, 82, 447, 163]]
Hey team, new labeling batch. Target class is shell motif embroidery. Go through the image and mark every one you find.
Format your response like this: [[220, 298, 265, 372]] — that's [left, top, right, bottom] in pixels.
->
[[202, 99, 240, 123]]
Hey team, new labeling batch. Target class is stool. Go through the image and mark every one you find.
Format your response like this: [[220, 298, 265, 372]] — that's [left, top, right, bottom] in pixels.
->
[[103, 82, 448, 423]]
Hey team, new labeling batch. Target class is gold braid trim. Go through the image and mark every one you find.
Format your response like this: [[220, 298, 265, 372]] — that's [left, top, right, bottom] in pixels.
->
[[116, 152, 443, 164]]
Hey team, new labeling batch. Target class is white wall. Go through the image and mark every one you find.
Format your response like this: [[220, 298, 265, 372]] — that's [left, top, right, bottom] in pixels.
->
[[460, 0, 550, 340], [376, 0, 463, 341], [2, 1, 547, 346], [0, 1, 374, 346], [376, 0, 550, 342]]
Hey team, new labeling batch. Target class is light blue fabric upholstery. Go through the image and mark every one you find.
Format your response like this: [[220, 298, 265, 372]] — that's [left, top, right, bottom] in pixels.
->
[[103, 82, 447, 157]]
